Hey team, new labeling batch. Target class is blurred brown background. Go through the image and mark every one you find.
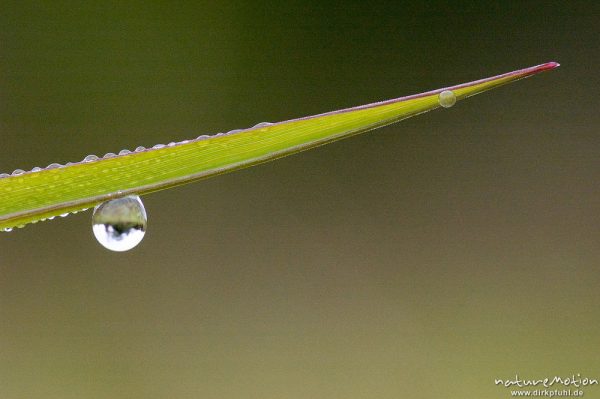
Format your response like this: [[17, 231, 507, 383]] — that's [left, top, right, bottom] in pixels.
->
[[1, 2, 598, 398]]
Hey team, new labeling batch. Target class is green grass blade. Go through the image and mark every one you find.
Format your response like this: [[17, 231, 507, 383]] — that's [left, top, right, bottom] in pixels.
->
[[0, 62, 559, 230]]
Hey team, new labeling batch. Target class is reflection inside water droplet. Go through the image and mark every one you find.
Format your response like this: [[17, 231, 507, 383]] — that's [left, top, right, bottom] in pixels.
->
[[438, 90, 456, 108], [92, 195, 147, 252]]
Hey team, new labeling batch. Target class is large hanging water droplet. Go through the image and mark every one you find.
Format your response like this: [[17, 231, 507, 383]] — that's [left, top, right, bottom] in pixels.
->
[[438, 90, 457, 108], [92, 195, 147, 252]]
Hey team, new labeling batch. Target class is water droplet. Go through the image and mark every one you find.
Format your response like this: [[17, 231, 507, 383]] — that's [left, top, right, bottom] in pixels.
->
[[92, 195, 147, 252], [31, 166, 42, 172], [152, 144, 165, 149], [253, 122, 272, 128], [118, 149, 131, 155], [84, 154, 99, 162], [0, 173, 10, 178], [3, 227, 13, 232], [135, 146, 146, 152], [103, 152, 117, 158], [12, 169, 25, 176], [438, 90, 456, 108], [47, 163, 62, 169]]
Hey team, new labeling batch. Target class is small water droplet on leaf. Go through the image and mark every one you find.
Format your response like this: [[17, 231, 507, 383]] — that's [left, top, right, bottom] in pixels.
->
[[438, 90, 457, 108], [84, 155, 99, 162], [92, 195, 147, 252]]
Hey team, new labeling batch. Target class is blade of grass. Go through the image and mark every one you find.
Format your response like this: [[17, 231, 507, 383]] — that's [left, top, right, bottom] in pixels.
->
[[0, 62, 559, 230]]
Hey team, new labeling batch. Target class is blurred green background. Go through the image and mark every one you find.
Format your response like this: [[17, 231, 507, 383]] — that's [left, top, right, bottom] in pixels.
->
[[1, 2, 598, 398]]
